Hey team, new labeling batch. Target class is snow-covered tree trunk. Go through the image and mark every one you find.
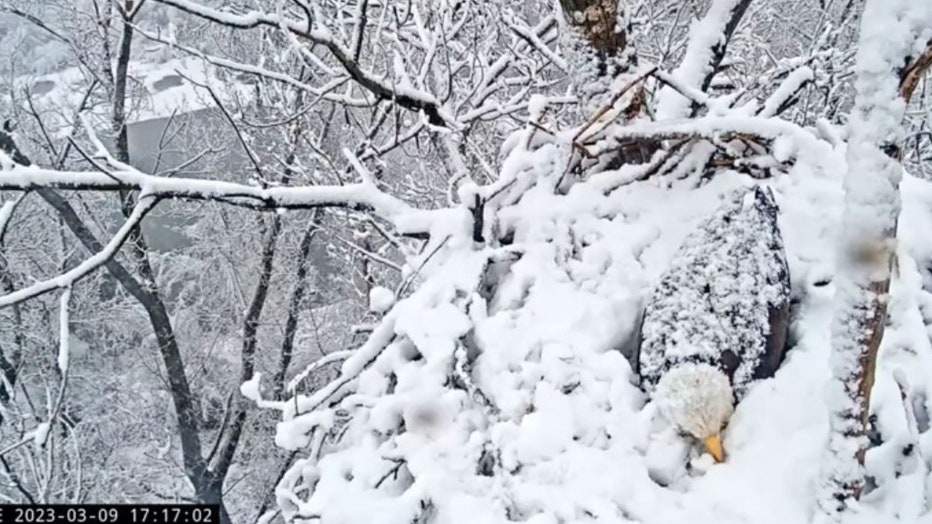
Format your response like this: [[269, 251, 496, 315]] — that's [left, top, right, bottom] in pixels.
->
[[559, 0, 635, 112], [820, 1, 932, 516]]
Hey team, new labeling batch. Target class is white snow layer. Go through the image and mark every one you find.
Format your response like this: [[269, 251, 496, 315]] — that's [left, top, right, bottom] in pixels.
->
[[369, 286, 396, 314], [259, 139, 932, 523], [58, 286, 71, 374], [655, 0, 748, 121], [10, 56, 254, 133]]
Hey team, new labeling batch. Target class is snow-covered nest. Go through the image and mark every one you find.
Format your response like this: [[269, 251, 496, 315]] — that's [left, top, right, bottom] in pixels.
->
[[243, 121, 932, 524]]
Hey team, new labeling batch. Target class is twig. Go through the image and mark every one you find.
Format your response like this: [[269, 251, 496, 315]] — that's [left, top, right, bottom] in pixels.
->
[[573, 66, 658, 143], [900, 39, 932, 103], [334, 234, 404, 272], [0, 195, 160, 308], [396, 235, 451, 298]]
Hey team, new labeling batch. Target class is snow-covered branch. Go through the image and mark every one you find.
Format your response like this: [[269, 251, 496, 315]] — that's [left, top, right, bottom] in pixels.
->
[[597, 114, 830, 157], [0, 195, 159, 308], [655, 0, 753, 120], [153, 0, 452, 127], [0, 161, 418, 225]]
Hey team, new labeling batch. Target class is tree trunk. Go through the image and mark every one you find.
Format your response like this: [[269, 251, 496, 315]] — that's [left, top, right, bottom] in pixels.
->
[[558, 0, 626, 58], [820, 2, 932, 517], [558, 0, 632, 112]]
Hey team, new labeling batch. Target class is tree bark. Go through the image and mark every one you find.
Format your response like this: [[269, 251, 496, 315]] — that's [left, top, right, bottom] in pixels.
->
[[820, 3, 932, 517], [208, 215, 281, 487], [106, 5, 233, 518], [558, 0, 632, 112], [558, 0, 626, 59], [272, 220, 320, 400]]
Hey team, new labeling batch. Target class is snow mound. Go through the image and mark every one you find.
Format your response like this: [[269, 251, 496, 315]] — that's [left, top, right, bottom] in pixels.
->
[[369, 286, 396, 313]]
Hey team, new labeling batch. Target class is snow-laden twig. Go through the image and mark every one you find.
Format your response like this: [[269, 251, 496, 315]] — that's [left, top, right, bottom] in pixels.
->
[[0, 434, 35, 458], [652, 69, 713, 110], [508, 20, 568, 73], [57, 287, 71, 375], [286, 350, 355, 395], [758, 67, 815, 118], [342, 148, 377, 186], [36, 288, 73, 455], [654, 0, 752, 120], [0, 161, 418, 226], [0, 195, 159, 308], [131, 24, 372, 107], [574, 66, 658, 143], [333, 234, 404, 273], [0, 193, 26, 242], [290, 312, 398, 416], [154, 0, 455, 127], [596, 114, 830, 157]]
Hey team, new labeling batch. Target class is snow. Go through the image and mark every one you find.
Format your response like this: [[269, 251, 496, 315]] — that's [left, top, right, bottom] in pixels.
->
[[820, 0, 932, 517], [32, 422, 51, 450], [245, 94, 932, 521], [0, 195, 159, 307], [0, 198, 17, 233], [760, 67, 815, 118], [0, 157, 427, 238], [368, 286, 396, 313], [240, 374, 264, 403], [231, 61, 932, 516], [655, 0, 749, 121], [8, 1, 931, 518], [9, 56, 253, 135], [58, 287, 71, 374]]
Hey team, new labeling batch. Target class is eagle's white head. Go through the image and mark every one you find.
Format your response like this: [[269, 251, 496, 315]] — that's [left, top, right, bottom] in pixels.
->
[[654, 362, 734, 462]]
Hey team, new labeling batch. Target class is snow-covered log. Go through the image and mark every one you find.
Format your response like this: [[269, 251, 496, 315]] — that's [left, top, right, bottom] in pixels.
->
[[639, 185, 791, 400]]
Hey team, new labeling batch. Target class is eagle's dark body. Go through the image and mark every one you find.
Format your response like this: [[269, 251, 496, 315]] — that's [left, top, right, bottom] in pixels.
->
[[638, 186, 791, 400]]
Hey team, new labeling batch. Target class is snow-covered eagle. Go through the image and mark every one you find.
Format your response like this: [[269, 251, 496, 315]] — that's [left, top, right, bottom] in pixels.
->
[[638, 185, 791, 462]]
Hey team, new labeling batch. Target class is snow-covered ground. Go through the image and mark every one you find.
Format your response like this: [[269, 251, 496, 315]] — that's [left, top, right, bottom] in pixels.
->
[[14, 56, 250, 133]]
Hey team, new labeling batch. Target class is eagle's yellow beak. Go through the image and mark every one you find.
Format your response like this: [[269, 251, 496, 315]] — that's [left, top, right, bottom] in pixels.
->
[[704, 434, 725, 463]]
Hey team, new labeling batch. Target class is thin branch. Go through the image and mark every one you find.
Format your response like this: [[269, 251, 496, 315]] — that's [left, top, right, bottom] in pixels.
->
[[0, 194, 27, 243], [0, 195, 160, 308], [573, 66, 658, 142], [181, 73, 266, 181], [508, 21, 568, 73], [285, 350, 354, 395], [209, 214, 282, 480], [901, 39, 932, 103], [154, 0, 455, 127], [334, 234, 403, 272], [273, 219, 321, 399]]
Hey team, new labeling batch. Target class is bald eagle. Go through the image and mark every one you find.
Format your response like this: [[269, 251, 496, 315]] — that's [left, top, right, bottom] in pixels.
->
[[638, 186, 791, 462]]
